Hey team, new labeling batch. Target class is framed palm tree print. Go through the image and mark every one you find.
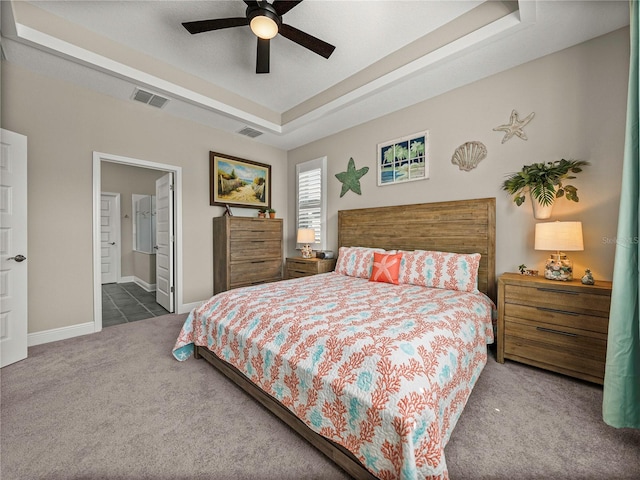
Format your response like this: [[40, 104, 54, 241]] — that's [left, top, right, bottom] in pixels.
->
[[377, 131, 429, 186]]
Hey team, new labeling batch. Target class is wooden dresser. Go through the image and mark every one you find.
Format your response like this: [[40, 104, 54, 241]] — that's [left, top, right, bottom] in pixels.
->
[[497, 272, 612, 384], [212, 217, 283, 294], [285, 257, 336, 279]]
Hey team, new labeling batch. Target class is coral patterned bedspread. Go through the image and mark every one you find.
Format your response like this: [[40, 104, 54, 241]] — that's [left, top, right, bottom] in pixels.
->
[[173, 272, 494, 480]]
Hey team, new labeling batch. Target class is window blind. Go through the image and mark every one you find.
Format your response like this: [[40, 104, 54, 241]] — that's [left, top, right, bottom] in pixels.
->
[[297, 168, 321, 243]]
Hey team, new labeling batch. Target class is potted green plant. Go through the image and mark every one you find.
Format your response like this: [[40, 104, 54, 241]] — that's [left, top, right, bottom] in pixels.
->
[[501, 159, 589, 219], [257, 208, 267, 218], [268, 208, 276, 219]]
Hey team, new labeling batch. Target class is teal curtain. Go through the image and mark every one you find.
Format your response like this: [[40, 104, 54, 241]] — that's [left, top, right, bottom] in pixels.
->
[[602, 0, 640, 428]]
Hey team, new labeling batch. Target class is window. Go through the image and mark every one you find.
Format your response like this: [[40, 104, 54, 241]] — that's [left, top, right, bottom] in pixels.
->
[[296, 156, 327, 250]]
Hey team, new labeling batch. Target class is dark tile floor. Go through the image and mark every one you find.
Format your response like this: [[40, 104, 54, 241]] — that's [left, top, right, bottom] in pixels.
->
[[102, 282, 169, 327]]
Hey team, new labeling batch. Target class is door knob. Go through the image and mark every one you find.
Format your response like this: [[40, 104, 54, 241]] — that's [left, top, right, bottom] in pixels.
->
[[109, 242, 116, 245], [8, 254, 26, 262]]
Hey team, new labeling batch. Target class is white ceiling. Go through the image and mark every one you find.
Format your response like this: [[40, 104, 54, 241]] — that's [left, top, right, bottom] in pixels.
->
[[0, 1, 630, 150]]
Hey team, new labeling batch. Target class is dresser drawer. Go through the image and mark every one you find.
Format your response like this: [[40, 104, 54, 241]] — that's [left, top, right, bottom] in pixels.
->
[[504, 319, 607, 358], [504, 284, 610, 314], [287, 258, 318, 273], [285, 258, 336, 279], [230, 240, 282, 262], [504, 303, 608, 334], [504, 323, 606, 381], [230, 259, 282, 287], [229, 221, 282, 240]]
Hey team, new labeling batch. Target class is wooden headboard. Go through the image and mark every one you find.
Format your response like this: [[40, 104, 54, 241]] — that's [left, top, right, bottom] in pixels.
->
[[338, 198, 496, 301]]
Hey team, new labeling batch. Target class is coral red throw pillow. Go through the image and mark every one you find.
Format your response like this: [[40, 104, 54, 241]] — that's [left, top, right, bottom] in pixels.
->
[[369, 252, 403, 285]]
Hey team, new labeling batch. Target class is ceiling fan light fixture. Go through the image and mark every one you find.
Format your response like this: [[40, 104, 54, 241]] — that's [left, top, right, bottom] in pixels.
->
[[250, 15, 278, 39], [248, 7, 280, 39]]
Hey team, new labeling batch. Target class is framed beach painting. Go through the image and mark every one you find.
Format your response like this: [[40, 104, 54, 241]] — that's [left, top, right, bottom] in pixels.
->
[[377, 131, 429, 186], [210, 152, 271, 209]]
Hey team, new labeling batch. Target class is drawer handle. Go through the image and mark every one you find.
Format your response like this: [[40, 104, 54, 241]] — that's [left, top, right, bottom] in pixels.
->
[[536, 287, 579, 295], [536, 326, 577, 337], [536, 306, 579, 316], [250, 260, 267, 264]]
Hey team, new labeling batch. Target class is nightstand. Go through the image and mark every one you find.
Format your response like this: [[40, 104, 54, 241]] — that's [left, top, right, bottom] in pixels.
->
[[285, 257, 336, 279], [497, 272, 612, 384]]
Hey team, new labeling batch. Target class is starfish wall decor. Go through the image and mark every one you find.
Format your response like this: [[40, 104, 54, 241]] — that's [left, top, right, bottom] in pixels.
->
[[335, 157, 369, 197], [493, 109, 535, 144]]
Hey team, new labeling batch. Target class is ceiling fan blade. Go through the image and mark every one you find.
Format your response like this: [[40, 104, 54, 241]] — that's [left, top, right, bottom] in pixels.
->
[[256, 38, 270, 74], [279, 23, 335, 59], [182, 17, 248, 35], [243, 0, 259, 7], [272, 0, 303, 16]]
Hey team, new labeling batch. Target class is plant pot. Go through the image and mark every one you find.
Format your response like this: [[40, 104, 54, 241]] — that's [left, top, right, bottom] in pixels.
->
[[530, 193, 554, 219], [258, 212, 266, 218], [269, 213, 276, 219]]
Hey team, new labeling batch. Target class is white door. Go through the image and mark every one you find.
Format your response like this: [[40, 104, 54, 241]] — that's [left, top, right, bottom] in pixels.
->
[[0, 129, 28, 367], [155, 173, 174, 312], [100, 193, 120, 284]]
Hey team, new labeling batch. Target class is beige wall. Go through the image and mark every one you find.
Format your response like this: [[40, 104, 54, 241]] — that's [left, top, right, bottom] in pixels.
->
[[133, 252, 156, 286], [102, 162, 164, 282], [288, 27, 629, 283], [1, 26, 629, 336], [1, 62, 288, 334]]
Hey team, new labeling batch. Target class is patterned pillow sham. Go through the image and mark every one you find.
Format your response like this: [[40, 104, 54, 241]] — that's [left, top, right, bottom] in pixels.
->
[[335, 246, 386, 279], [399, 250, 481, 292], [369, 252, 404, 285]]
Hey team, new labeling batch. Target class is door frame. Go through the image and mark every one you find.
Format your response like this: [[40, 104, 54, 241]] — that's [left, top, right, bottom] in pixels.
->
[[92, 152, 183, 332], [100, 192, 121, 284]]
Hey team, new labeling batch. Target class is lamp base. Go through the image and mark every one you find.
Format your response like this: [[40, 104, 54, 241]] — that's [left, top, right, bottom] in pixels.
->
[[300, 244, 313, 259], [544, 253, 573, 281]]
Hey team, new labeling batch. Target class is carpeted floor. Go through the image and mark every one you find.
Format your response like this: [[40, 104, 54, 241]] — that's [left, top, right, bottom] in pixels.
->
[[1, 313, 639, 480]]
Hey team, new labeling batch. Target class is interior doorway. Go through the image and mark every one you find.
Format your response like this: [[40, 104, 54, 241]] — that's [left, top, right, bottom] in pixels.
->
[[92, 152, 183, 332]]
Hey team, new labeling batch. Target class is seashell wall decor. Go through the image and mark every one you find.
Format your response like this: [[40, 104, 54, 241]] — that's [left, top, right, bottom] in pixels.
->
[[451, 141, 487, 171]]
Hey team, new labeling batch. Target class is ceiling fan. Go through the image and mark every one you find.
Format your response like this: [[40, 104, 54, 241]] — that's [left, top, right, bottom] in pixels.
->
[[182, 0, 336, 74]]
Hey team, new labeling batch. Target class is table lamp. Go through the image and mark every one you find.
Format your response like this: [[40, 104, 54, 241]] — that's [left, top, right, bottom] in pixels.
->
[[534, 221, 583, 281], [297, 228, 315, 259]]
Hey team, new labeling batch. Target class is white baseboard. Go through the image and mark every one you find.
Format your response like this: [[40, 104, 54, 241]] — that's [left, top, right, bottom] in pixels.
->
[[28, 322, 96, 347], [179, 301, 203, 314], [118, 276, 134, 283], [133, 277, 156, 292], [28, 301, 202, 347]]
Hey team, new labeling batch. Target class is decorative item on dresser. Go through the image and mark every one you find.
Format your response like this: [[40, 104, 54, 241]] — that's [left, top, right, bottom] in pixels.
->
[[501, 159, 589, 219], [534, 221, 584, 281], [212, 216, 283, 294], [285, 257, 336, 279], [296, 228, 315, 259], [497, 272, 612, 384]]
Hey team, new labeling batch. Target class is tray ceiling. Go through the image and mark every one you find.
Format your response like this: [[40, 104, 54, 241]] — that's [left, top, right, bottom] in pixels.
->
[[0, 1, 630, 149]]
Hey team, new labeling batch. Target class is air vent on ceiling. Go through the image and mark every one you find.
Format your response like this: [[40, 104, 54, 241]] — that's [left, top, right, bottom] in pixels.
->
[[132, 88, 169, 109], [237, 126, 263, 138]]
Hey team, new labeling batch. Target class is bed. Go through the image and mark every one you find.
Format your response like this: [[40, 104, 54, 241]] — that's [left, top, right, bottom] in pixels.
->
[[173, 198, 496, 480]]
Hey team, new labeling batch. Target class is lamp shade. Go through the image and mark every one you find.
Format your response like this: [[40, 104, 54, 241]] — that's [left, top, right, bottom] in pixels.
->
[[297, 228, 315, 244], [534, 221, 584, 252]]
